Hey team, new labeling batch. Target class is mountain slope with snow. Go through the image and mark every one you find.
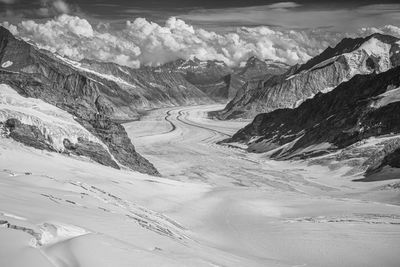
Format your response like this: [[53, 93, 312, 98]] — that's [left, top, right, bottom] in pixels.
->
[[0, 26, 159, 175], [223, 66, 400, 177]]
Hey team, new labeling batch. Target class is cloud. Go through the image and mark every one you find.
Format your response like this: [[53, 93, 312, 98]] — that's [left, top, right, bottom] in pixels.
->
[[0, 0, 16, 4], [358, 25, 400, 38], [265, 2, 301, 9], [52, 0, 70, 13], [0, 21, 18, 35], [2, 15, 399, 69], [5, 15, 141, 67], [37, 0, 71, 16], [121, 16, 332, 66], [179, 4, 400, 32]]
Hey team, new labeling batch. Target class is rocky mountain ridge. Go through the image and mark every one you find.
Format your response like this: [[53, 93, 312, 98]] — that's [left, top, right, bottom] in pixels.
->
[[223, 66, 400, 177], [72, 55, 289, 104], [216, 33, 400, 120], [152, 56, 288, 101]]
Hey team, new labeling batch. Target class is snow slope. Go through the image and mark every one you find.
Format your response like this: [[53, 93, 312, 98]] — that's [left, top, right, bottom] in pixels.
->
[[0, 137, 277, 267], [1, 104, 400, 267]]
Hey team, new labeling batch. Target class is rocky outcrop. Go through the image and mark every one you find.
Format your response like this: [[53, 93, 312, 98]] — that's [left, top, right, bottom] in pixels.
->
[[3, 118, 55, 152], [63, 138, 119, 169], [217, 33, 400, 119], [224, 66, 400, 176], [364, 139, 400, 175], [0, 26, 159, 175], [2, 118, 120, 168]]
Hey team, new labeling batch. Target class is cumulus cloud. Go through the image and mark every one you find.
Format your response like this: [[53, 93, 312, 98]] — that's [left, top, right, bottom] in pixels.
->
[[359, 25, 400, 38], [179, 4, 400, 32], [0, 21, 18, 35], [2, 14, 399, 69], [6, 15, 141, 67]]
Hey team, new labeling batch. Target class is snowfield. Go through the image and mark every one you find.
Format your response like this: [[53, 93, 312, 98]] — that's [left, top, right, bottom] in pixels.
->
[[0, 104, 400, 267]]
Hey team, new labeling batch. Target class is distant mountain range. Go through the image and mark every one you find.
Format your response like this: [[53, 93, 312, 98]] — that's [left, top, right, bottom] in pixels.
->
[[215, 33, 400, 119]]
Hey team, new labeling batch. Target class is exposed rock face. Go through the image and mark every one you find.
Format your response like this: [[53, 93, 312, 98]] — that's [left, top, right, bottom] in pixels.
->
[[3, 118, 55, 152], [78, 56, 287, 105], [363, 139, 400, 175], [79, 58, 212, 113], [63, 138, 119, 169], [3, 118, 120, 169], [217, 33, 400, 119], [224, 66, 400, 176], [0, 26, 159, 176]]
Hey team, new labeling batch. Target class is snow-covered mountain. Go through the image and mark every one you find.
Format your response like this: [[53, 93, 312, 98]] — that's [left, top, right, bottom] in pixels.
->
[[223, 65, 400, 178], [216, 33, 400, 119], [0, 26, 159, 175]]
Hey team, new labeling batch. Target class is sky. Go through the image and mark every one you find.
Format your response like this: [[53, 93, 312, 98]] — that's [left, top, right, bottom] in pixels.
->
[[1, 0, 400, 30], [1, 0, 400, 68]]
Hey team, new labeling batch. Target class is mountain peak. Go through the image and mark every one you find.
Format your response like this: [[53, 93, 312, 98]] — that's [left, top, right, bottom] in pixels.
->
[[245, 56, 263, 66], [295, 33, 400, 75]]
